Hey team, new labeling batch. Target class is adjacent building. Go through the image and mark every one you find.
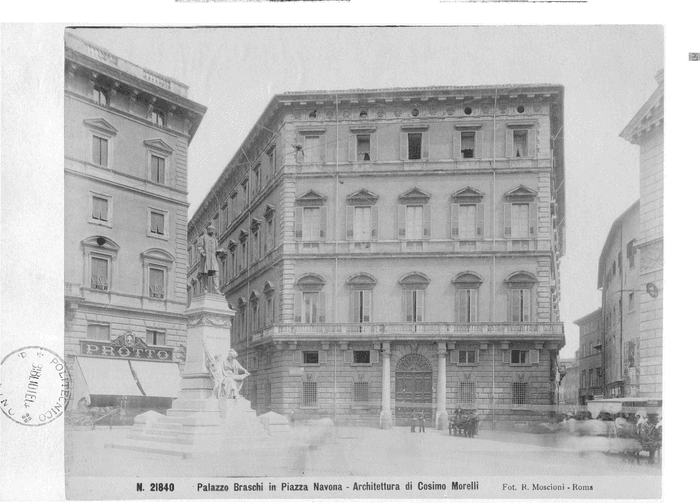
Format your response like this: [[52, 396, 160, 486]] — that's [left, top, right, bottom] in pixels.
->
[[573, 308, 603, 404], [598, 201, 640, 398], [619, 70, 664, 398], [188, 85, 566, 429], [64, 33, 207, 411], [557, 357, 579, 409]]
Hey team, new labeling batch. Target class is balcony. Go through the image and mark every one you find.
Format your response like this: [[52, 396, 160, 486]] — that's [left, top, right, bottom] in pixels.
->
[[251, 321, 564, 344]]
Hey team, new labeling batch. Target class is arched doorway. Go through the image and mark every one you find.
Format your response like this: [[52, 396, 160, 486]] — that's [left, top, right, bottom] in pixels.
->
[[395, 353, 433, 427]]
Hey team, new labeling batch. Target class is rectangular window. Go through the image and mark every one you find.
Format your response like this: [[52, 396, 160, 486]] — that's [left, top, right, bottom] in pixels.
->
[[265, 295, 274, 326], [92, 135, 108, 166], [303, 292, 320, 323], [242, 182, 248, 206], [251, 303, 259, 331], [513, 130, 528, 158], [304, 135, 322, 162], [87, 324, 110, 341], [302, 207, 321, 241], [460, 132, 475, 159], [251, 229, 259, 262], [302, 381, 317, 407], [511, 203, 530, 238], [354, 206, 372, 241], [404, 290, 424, 322], [512, 382, 528, 405], [150, 211, 165, 235], [221, 205, 228, 230], [267, 147, 276, 174], [356, 135, 371, 161], [351, 290, 372, 323], [90, 257, 108, 290], [149, 268, 165, 299], [511, 289, 531, 322], [458, 350, 478, 364], [151, 109, 165, 127], [265, 217, 274, 253], [629, 292, 635, 311], [510, 350, 528, 364], [146, 329, 165, 346], [353, 350, 371, 364], [459, 204, 477, 238], [627, 240, 635, 268], [239, 241, 247, 272], [459, 382, 476, 405], [253, 166, 261, 193], [407, 132, 422, 160], [92, 196, 109, 222], [457, 289, 477, 323], [150, 155, 165, 184], [353, 382, 370, 403], [405, 205, 423, 240], [93, 86, 109, 106], [302, 351, 319, 364]]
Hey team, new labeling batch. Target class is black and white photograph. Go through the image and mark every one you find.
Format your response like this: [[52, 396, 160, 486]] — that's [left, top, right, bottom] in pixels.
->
[[2, 18, 686, 500]]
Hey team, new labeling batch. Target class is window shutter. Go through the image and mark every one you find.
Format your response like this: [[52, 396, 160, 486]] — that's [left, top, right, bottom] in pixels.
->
[[451, 204, 459, 239], [450, 350, 459, 364], [346, 206, 354, 240], [400, 132, 407, 161], [93, 136, 101, 164], [319, 292, 327, 323], [527, 129, 537, 159], [295, 207, 303, 239], [352, 290, 361, 323], [529, 202, 538, 236], [344, 350, 353, 364], [363, 290, 372, 322], [319, 350, 327, 364], [319, 206, 328, 240], [523, 289, 531, 322], [370, 133, 378, 162], [371, 206, 378, 240], [474, 130, 483, 158], [502, 350, 509, 364], [319, 136, 326, 162], [348, 134, 356, 162], [504, 203, 512, 237], [416, 290, 424, 322], [292, 350, 301, 364], [453, 131, 462, 159], [476, 203, 485, 237], [510, 290, 519, 322], [475, 349, 480, 363], [398, 205, 406, 239], [295, 132, 303, 163], [422, 132, 430, 160], [455, 289, 463, 323], [294, 292, 302, 323], [370, 350, 379, 364], [469, 289, 478, 323], [403, 291, 412, 322], [506, 129, 514, 158], [530, 349, 540, 364], [423, 204, 431, 238]]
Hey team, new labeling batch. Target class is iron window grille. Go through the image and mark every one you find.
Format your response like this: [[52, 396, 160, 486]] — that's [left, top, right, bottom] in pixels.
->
[[302, 381, 317, 407], [512, 382, 528, 405], [353, 382, 370, 403], [459, 382, 476, 405]]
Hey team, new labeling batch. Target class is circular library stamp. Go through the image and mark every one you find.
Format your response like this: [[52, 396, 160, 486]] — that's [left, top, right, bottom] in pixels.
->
[[0, 346, 71, 426]]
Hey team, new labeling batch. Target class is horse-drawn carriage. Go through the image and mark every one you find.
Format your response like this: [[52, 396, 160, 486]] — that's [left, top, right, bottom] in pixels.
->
[[448, 409, 478, 438]]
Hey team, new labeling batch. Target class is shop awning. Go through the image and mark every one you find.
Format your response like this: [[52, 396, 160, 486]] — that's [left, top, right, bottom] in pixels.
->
[[76, 357, 143, 396], [129, 360, 181, 398]]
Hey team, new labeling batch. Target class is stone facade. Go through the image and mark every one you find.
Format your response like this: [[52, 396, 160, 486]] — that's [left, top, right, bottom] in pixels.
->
[[64, 33, 206, 405], [573, 309, 603, 403], [188, 85, 566, 429], [619, 70, 664, 398]]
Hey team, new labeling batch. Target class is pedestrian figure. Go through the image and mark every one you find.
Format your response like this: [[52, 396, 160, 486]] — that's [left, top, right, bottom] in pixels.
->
[[410, 413, 417, 433], [419, 411, 426, 433]]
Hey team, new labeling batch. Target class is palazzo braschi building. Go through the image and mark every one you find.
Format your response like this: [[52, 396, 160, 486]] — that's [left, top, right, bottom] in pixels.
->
[[187, 85, 566, 429], [64, 33, 206, 410]]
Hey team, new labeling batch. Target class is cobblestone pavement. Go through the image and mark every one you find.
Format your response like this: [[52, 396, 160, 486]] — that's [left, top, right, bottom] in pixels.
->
[[65, 425, 662, 479]]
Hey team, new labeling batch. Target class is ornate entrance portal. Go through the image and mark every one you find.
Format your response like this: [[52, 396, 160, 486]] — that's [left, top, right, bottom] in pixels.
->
[[395, 353, 433, 427]]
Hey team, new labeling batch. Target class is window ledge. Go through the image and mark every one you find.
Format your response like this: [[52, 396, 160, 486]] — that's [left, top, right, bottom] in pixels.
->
[[510, 363, 532, 367], [88, 220, 112, 229], [456, 363, 479, 367], [351, 404, 372, 410], [148, 233, 169, 241], [299, 405, 320, 410], [350, 363, 373, 367], [84, 287, 110, 294], [301, 363, 321, 367]]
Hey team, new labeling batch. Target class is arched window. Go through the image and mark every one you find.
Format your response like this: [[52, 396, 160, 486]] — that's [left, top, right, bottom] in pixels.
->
[[294, 274, 327, 324], [346, 273, 378, 323], [81, 236, 120, 292], [249, 290, 261, 332], [399, 272, 430, 322], [140, 248, 175, 301], [263, 281, 276, 327], [505, 271, 538, 322]]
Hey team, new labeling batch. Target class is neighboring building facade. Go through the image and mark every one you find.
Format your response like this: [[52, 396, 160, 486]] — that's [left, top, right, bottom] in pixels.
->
[[573, 308, 603, 404], [188, 85, 566, 429], [64, 33, 206, 410], [597, 201, 640, 398], [620, 70, 664, 398], [557, 357, 579, 409]]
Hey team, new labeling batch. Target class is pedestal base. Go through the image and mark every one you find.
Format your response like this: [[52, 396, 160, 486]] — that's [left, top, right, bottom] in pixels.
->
[[436, 411, 449, 430], [379, 411, 393, 429]]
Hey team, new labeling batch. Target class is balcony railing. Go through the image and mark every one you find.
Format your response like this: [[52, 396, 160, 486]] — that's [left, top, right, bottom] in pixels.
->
[[252, 321, 564, 342]]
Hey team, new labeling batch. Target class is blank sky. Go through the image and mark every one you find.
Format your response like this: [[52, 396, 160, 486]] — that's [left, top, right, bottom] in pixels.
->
[[72, 26, 664, 357]]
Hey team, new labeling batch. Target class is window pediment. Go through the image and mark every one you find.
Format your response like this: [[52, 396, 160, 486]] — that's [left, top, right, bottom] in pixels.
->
[[296, 273, 326, 291], [249, 290, 261, 303], [452, 272, 484, 288], [453, 123, 483, 131], [84, 118, 118, 136], [250, 218, 262, 231], [227, 239, 238, 251], [346, 189, 379, 206], [143, 138, 174, 154], [263, 281, 275, 295], [82, 235, 120, 253], [238, 229, 249, 242], [237, 296, 248, 308], [398, 188, 431, 204], [505, 271, 537, 288], [346, 273, 378, 288], [140, 248, 175, 264], [399, 272, 430, 288], [298, 128, 326, 136], [452, 186, 485, 203], [296, 190, 327, 207], [504, 185, 538, 202], [349, 126, 377, 134], [506, 121, 536, 129], [401, 124, 429, 132]]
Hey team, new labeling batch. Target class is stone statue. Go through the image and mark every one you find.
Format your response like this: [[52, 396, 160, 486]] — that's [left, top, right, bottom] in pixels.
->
[[197, 224, 227, 294], [221, 349, 250, 399]]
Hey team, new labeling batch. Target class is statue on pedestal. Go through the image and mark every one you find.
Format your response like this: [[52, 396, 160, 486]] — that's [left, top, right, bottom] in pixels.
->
[[197, 224, 227, 295], [206, 349, 250, 399]]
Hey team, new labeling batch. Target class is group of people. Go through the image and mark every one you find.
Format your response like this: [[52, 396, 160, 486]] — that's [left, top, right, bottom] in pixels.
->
[[449, 407, 479, 437], [409, 411, 427, 433]]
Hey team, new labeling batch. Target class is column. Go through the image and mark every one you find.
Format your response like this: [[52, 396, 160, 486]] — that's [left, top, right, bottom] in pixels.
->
[[436, 341, 448, 430], [379, 342, 392, 429]]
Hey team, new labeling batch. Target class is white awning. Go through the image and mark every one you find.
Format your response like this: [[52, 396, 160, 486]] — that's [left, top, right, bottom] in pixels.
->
[[76, 357, 143, 396], [129, 360, 181, 398]]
